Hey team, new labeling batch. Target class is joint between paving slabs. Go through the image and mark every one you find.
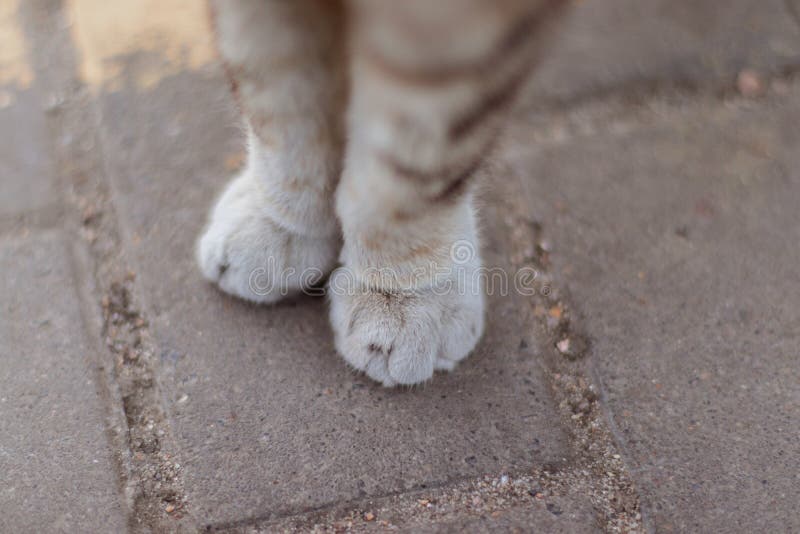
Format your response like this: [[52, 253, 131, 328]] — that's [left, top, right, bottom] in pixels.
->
[[525, 60, 800, 122], [16, 19, 194, 534], [224, 468, 620, 533], [99, 273, 191, 526], [501, 184, 645, 532], [14, 1, 196, 530], [48, 96, 193, 531]]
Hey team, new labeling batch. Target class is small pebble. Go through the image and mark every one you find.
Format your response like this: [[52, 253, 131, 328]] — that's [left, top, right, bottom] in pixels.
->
[[364, 512, 375, 521], [165, 504, 175, 513], [225, 151, 246, 170], [556, 338, 571, 354], [737, 69, 765, 98]]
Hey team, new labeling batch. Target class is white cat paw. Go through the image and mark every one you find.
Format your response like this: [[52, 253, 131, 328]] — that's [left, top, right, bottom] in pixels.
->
[[328, 271, 485, 386], [197, 173, 339, 303]]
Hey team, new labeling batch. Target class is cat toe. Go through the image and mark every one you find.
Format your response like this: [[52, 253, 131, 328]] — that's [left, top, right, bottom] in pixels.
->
[[329, 268, 484, 386]]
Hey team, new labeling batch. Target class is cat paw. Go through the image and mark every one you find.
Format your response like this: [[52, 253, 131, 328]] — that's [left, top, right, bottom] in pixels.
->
[[197, 173, 339, 303], [328, 270, 485, 386]]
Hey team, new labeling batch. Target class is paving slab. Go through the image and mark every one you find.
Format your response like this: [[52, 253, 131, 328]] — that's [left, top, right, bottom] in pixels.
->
[[0, 86, 58, 218], [92, 69, 571, 527], [0, 0, 56, 218], [505, 88, 800, 531], [529, 0, 800, 103], [0, 232, 128, 532]]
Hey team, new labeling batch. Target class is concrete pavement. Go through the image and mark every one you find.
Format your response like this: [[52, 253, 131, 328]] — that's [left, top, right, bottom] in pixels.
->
[[505, 82, 800, 531], [1, 0, 799, 531]]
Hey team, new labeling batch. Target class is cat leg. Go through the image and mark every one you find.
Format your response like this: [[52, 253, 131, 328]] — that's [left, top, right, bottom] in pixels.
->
[[330, 0, 563, 385], [198, 0, 346, 303]]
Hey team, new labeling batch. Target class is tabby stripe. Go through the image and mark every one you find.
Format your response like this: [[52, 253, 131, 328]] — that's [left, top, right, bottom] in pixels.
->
[[430, 156, 483, 203], [361, 0, 566, 87], [381, 136, 495, 202], [447, 60, 532, 141]]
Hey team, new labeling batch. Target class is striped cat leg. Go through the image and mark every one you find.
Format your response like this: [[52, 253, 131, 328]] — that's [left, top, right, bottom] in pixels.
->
[[330, 0, 564, 385], [197, 0, 346, 303]]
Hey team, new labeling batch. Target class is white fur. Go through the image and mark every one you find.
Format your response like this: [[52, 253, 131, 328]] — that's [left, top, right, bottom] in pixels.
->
[[197, 138, 340, 303], [328, 227, 485, 386]]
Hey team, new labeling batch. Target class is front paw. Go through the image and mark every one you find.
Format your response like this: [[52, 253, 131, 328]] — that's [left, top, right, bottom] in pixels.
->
[[328, 270, 485, 386], [197, 173, 339, 303]]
